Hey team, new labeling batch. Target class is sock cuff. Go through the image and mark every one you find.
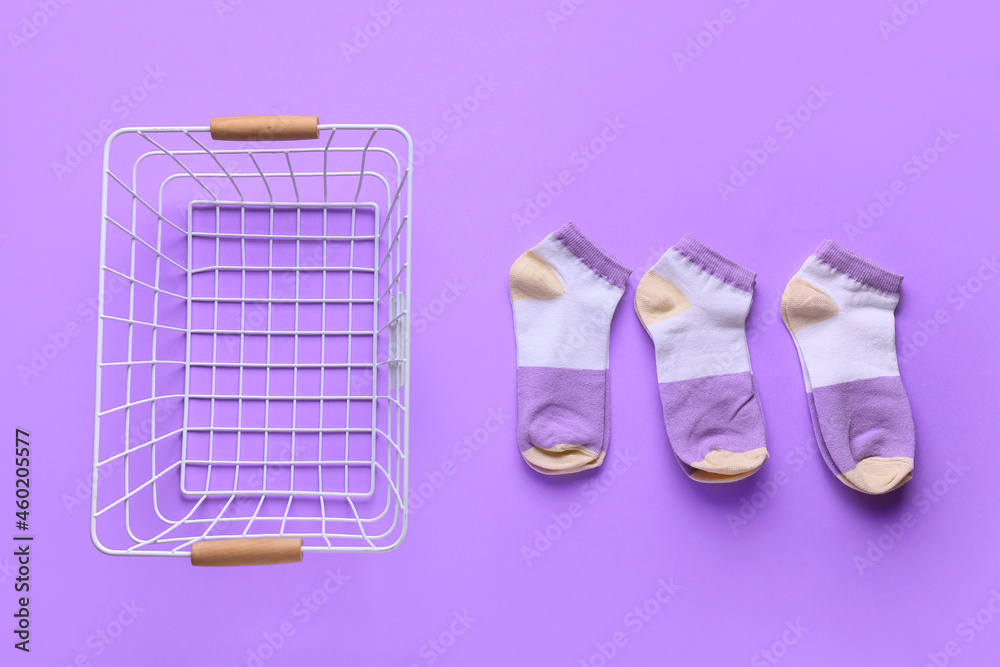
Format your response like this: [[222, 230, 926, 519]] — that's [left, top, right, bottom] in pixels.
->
[[554, 222, 631, 289], [814, 240, 903, 295], [673, 234, 756, 292]]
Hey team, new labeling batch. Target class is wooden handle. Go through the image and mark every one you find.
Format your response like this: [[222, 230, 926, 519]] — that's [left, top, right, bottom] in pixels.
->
[[210, 116, 319, 141], [191, 538, 303, 566]]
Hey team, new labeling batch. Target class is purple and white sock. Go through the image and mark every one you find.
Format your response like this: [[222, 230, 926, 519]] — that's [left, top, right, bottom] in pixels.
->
[[509, 222, 631, 475], [635, 235, 768, 483], [782, 240, 915, 494]]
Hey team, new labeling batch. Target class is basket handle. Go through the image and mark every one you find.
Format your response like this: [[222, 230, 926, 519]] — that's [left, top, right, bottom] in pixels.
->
[[210, 116, 319, 141], [191, 538, 303, 566]]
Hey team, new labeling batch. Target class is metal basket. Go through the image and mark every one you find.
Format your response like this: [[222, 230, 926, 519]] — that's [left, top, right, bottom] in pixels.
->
[[91, 116, 411, 565]]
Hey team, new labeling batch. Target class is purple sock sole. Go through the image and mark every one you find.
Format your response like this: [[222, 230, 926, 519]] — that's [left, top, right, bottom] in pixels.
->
[[810, 376, 915, 471], [658, 371, 766, 465], [805, 392, 842, 476], [516, 366, 608, 454]]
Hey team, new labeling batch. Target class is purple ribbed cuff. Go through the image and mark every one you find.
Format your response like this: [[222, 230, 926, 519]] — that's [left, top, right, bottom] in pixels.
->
[[814, 240, 902, 295], [673, 234, 756, 292], [554, 222, 631, 289]]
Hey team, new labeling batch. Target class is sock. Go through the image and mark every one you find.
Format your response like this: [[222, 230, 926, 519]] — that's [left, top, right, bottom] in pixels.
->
[[635, 235, 768, 483], [790, 343, 868, 492], [509, 222, 630, 475], [781, 240, 915, 494]]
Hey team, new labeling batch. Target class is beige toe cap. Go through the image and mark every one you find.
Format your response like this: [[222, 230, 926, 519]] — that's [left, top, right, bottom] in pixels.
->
[[690, 447, 769, 476], [522, 445, 603, 475], [841, 456, 913, 495]]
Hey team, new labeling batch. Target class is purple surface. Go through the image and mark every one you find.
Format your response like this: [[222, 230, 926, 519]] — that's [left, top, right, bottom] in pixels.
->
[[2, 1, 999, 665]]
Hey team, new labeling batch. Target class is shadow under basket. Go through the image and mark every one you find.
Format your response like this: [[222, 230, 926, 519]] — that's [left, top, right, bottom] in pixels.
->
[[92, 116, 412, 565]]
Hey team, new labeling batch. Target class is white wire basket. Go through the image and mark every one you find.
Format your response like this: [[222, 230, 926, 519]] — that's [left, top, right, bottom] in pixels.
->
[[91, 116, 411, 565]]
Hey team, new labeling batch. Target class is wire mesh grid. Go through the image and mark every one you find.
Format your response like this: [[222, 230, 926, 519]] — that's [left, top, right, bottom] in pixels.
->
[[92, 123, 411, 557]]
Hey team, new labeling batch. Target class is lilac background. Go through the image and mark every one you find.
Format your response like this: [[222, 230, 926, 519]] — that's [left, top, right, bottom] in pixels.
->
[[3, 1, 999, 665]]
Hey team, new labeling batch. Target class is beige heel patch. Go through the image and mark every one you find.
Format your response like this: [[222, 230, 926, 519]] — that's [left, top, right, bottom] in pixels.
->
[[781, 277, 839, 333], [634, 270, 692, 326], [510, 251, 565, 301]]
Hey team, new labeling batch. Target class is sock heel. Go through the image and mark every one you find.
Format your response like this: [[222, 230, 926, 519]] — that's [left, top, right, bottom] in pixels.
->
[[781, 277, 839, 333], [510, 251, 565, 302], [634, 270, 692, 330]]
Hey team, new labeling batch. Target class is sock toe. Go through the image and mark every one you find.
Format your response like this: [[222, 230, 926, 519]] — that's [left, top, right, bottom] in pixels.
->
[[687, 467, 764, 484], [522, 445, 602, 474], [842, 456, 913, 495], [689, 447, 769, 476]]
